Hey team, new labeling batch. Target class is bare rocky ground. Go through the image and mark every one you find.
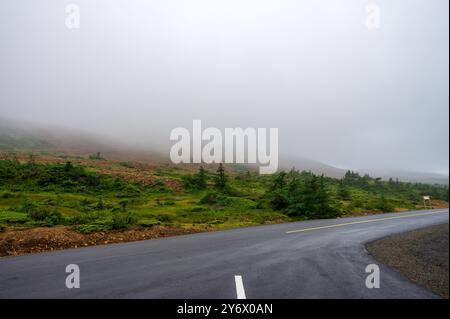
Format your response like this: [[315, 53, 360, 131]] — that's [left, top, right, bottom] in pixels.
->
[[0, 225, 206, 257], [367, 223, 449, 299]]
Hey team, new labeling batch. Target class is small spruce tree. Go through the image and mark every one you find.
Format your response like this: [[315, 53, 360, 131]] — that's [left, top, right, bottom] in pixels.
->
[[196, 166, 207, 189], [215, 163, 227, 189]]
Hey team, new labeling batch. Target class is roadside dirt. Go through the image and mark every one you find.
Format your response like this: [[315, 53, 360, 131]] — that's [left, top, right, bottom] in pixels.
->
[[0, 225, 206, 257], [367, 223, 449, 299]]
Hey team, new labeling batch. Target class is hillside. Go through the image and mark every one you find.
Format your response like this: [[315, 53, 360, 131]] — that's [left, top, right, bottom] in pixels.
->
[[0, 117, 168, 163], [0, 151, 448, 256], [1, 117, 447, 184]]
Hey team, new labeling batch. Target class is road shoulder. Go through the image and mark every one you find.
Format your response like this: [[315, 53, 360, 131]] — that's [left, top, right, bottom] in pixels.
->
[[366, 223, 449, 299]]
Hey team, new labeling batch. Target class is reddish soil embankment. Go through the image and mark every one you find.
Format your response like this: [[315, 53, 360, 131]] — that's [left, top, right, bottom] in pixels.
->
[[0, 225, 206, 257]]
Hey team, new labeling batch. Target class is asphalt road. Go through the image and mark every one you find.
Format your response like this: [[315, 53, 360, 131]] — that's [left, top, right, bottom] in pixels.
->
[[0, 209, 448, 299]]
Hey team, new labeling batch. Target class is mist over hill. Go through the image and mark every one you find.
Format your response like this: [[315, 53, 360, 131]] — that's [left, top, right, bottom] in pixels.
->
[[0, 117, 447, 185], [1, 0, 448, 185], [0, 117, 167, 163], [360, 169, 449, 186]]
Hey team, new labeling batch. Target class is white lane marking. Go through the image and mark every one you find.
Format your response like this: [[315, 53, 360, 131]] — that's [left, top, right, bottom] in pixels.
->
[[235, 275, 246, 299], [286, 210, 448, 234]]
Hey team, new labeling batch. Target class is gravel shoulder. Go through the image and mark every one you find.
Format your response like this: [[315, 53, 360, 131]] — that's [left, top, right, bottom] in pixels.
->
[[366, 223, 449, 299]]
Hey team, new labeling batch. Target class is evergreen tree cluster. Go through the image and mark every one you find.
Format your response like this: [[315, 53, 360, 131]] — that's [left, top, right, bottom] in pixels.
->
[[342, 170, 448, 202], [267, 170, 340, 219], [182, 163, 228, 190]]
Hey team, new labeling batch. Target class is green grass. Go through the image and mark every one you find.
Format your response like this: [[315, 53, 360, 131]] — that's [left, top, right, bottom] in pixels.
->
[[0, 158, 447, 233], [0, 210, 29, 224]]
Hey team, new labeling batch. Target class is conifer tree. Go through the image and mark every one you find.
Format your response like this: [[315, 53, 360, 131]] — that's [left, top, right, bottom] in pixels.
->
[[215, 163, 227, 189], [196, 166, 207, 189]]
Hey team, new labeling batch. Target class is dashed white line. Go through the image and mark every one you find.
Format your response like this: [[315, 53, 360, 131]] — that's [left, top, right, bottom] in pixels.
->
[[286, 210, 448, 234], [234, 275, 246, 299]]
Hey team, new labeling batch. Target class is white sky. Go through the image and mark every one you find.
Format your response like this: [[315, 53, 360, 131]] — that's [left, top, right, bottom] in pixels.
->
[[0, 0, 448, 173]]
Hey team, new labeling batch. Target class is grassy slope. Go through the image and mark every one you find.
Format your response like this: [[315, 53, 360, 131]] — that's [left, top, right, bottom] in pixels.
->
[[0, 152, 448, 234], [0, 154, 287, 232]]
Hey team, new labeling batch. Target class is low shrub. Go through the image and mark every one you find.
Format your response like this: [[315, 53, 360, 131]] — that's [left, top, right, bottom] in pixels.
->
[[28, 207, 63, 225], [253, 200, 265, 209], [136, 218, 160, 227], [1, 192, 15, 199], [149, 180, 172, 193], [375, 196, 395, 213], [200, 192, 219, 204], [200, 192, 231, 206], [111, 212, 137, 230], [18, 200, 63, 225], [66, 211, 100, 225], [155, 214, 174, 223]]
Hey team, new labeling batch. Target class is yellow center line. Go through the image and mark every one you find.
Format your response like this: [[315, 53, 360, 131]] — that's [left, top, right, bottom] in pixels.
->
[[285, 210, 449, 234]]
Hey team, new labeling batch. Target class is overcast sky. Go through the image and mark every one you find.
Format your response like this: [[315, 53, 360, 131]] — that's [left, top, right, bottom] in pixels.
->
[[0, 0, 448, 174]]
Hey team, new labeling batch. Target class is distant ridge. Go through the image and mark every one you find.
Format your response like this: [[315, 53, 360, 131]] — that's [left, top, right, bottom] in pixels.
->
[[0, 117, 167, 163], [0, 117, 447, 185]]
